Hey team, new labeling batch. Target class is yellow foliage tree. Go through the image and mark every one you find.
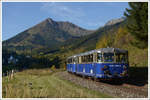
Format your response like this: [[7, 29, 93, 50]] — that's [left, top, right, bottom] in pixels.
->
[[96, 34, 114, 49], [114, 27, 129, 48], [51, 65, 56, 71]]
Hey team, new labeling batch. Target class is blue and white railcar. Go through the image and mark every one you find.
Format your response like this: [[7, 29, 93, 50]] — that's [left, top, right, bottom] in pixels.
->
[[67, 48, 129, 79]]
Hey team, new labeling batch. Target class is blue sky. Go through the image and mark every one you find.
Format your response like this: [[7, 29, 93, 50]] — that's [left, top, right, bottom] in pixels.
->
[[2, 2, 129, 41]]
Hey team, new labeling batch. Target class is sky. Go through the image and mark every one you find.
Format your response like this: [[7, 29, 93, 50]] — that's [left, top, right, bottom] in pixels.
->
[[2, 2, 129, 41]]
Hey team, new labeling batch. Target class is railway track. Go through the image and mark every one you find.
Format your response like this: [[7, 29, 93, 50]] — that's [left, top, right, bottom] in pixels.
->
[[56, 71, 148, 98]]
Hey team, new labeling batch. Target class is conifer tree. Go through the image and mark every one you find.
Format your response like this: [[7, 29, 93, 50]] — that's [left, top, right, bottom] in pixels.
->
[[124, 2, 148, 49]]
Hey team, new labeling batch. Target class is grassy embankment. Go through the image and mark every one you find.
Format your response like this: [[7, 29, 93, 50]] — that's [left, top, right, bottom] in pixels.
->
[[2, 69, 111, 98]]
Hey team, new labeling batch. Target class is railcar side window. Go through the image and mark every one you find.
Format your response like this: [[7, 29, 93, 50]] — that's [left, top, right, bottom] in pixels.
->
[[97, 53, 102, 62], [87, 55, 89, 62], [103, 53, 114, 62], [72, 58, 75, 63], [79, 57, 82, 63], [76, 57, 79, 63], [71, 58, 73, 63], [81, 56, 85, 63], [90, 54, 93, 62]]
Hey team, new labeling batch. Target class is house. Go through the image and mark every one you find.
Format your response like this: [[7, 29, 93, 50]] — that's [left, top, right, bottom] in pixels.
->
[[8, 55, 18, 64]]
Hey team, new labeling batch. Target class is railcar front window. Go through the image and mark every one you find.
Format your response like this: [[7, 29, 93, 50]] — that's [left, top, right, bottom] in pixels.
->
[[97, 53, 102, 62], [116, 54, 128, 63], [103, 53, 114, 62]]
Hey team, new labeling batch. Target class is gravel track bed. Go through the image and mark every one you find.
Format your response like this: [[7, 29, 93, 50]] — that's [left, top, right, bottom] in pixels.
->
[[56, 71, 148, 98]]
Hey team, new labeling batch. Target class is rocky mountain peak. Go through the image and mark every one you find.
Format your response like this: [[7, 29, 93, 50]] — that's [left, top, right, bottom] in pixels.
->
[[45, 18, 56, 25], [105, 17, 125, 26]]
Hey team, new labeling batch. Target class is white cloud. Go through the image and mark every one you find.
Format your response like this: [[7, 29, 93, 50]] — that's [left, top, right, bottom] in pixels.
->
[[86, 22, 104, 27], [40, 2, 106, 30], [40, 2, 85, 22]]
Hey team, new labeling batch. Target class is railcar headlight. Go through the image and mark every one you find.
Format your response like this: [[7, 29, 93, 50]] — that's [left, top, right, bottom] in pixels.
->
[[104, 70, 110, 74], [121, 70, 127, 76], [104, 65, 108, 69], [101, 65, 109, 71]]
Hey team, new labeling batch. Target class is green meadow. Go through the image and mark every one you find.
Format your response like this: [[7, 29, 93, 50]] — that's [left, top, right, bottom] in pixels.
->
[[2, 69, 111, 98]]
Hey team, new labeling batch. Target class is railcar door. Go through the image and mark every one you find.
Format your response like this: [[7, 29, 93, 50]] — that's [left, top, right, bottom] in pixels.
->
[[93, 53, 97, 78], [75, 57, 78, 73]]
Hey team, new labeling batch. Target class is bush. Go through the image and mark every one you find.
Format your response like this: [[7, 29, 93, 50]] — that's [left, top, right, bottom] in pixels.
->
[[51, 65, 56, 71]]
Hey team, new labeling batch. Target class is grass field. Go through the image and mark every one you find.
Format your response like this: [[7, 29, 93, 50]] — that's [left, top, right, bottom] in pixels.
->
[[2, 69, 111, 98]]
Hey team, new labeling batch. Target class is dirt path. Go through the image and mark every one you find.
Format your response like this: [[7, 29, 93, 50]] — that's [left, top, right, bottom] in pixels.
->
[[56, 71, 148, 98]]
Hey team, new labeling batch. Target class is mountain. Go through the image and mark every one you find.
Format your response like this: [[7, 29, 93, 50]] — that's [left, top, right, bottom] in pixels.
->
[[59, 18, 127, 57], [3, 17, 126, 56], [3, 18, 94, 52], [104, 17, 125, 26]]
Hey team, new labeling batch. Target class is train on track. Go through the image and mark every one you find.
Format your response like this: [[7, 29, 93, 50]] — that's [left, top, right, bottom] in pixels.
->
[[66, 48, 129, 80]]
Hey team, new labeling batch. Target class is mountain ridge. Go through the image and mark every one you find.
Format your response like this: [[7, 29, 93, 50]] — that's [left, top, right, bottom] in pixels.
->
[[3, 17, 95, 51], [104, 17, 125, 26], [3, 17, 126, 54]]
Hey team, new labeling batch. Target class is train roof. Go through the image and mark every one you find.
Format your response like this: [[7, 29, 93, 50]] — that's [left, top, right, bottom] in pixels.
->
[[67, 48, 128, 59], [96, 48, 128, 53]]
